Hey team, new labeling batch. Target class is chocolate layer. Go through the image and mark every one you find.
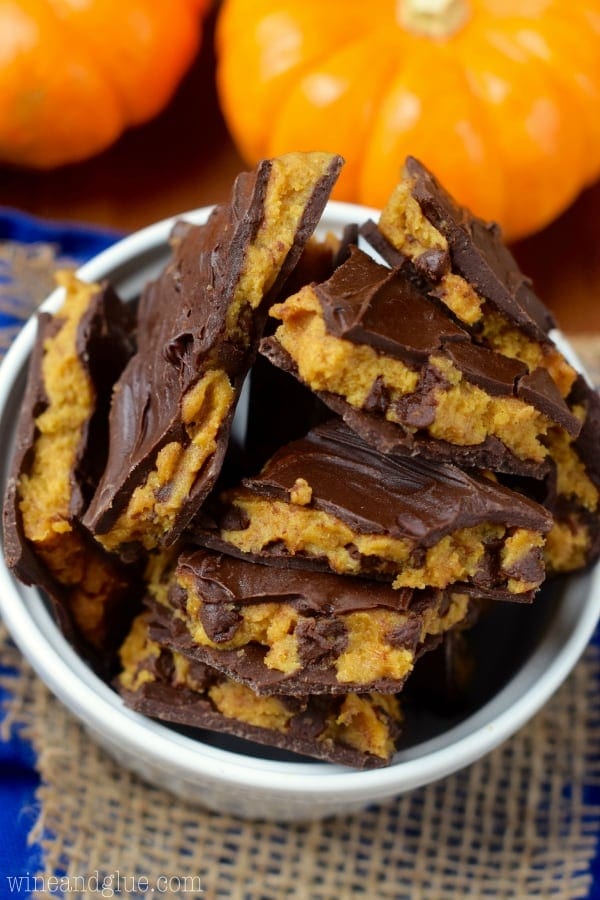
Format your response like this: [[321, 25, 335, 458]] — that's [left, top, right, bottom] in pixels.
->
[[390, 156, 554, 339], [227, 420, 552, 544], [193, 421, 551, 602], [83, 153, 343, 553], [288, 247, 578, 433], [145, 548, 467, 695], [149, 583, 463, 697], [260, 339, 550, 477], [262, 247, 578, 476], [2, 281, 138, 659], [119, 613, 401, 768], [176, 548, 414, 614]]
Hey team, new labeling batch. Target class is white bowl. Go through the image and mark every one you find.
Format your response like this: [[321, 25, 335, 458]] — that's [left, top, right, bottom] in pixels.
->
[[1, 202, 599, 822]]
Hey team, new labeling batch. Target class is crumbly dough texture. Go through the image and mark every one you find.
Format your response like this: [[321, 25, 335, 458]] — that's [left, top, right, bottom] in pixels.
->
[[270, 286, 554, 463], [218, 491, 544, 596], [378, 178, 576, 398], [118, 614, 401, 764], [173, 566, 470, 687], [17, 273, 130, 648]]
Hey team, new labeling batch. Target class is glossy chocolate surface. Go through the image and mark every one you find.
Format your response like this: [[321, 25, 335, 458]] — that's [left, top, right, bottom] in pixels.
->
[[404, 156, 555, 338], [236, 420, 552, 545], [313, 248, 578, 434], [84, 156, 343, 545], [177, 548, 414, 614]]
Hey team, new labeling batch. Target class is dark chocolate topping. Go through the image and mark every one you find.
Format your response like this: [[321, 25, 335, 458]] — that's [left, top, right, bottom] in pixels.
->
[[119, 641, 396, 768], [517, 368, 580, 436], [238, 420, 552, 545], [2, 285, 139, 661], [177, 548, 413, 614], [404, 156, 555, 338], [72, 282, 137, 512], [315, 247, 466, 364], [359, 219, 407, 270], [311, 248, 577, 431], [3, 313, 64, 595], [84, 155, 343, 545], [443, 341, 526, 397]]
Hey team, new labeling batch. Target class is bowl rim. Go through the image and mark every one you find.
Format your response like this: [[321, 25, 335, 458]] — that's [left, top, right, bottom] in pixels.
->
[[1, 200, 599, 800]]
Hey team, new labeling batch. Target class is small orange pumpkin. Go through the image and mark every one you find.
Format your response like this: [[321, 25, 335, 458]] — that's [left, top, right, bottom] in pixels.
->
[[216, 0, 600, 240], [0, 0, 210, 169]]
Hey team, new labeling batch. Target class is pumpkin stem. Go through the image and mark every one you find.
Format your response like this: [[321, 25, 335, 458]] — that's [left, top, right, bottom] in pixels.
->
[[398, 0, 470, 38]]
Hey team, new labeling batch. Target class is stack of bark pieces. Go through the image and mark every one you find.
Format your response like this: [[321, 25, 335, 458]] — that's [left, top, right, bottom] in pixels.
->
[[5, 152, 600, 769]]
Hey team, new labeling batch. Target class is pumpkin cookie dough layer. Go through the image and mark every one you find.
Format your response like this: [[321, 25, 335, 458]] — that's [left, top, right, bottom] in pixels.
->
[[83, 151, 343, 559], [146, 548, 472, 695], [361, 156, 577, 399], [534, 376, 600, 574], [2, 273, 138, 653], [118, 613, 402, 768], [262, 247, 579, 474], [197, 421, 552, 600]]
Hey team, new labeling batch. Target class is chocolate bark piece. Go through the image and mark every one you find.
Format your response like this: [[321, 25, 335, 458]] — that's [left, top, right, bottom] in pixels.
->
[[243, 228, 358, 472], [2, 274, 139, 657], [362, 156, 577, 400], [498, 373, 600, 574], [363, 158, 600, 572], [83, 152, 343, 559], [118, 613, 402, 768], [146, 548, 472, 695], [402, 156, 553, 338], [532, 375, 600, 573], [261, 247, 578, 474], [195, 420, 552, 601]]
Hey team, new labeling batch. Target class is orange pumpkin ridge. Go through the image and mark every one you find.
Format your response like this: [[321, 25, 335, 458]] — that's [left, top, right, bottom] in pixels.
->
[[216, 0, 600, 240]]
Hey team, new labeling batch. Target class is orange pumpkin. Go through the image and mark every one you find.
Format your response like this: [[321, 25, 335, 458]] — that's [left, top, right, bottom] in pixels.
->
[[216, 0, 600, 240], [0, 0, 210, 169]]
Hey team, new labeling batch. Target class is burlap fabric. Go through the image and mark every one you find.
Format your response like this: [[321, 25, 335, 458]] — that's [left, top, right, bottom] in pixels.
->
[[1, 241, 600, 898], [0, 241, 76, 354]]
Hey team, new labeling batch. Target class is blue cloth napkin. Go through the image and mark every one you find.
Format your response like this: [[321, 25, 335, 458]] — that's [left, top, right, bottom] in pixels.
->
[[0, 207, 122, 884]]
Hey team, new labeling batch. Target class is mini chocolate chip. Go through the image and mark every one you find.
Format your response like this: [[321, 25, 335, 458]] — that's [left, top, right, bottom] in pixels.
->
[[164, 332, 194, 365], [296, 616, 348, 666], [363, 376, 390, 415], [199, 601, 242, 643], [387, 618, 421, 650], [413, 248, 451, 282]]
